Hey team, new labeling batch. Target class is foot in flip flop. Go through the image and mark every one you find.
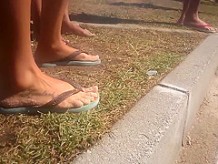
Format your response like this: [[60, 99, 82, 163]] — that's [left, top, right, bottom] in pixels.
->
[[183, 18, 217, 33], [0, 73, 99, 114], [35, 40, 101, 67]]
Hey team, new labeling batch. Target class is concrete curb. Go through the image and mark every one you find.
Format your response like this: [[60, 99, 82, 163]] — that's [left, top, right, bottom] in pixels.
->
[[73, 34, 218, 164]]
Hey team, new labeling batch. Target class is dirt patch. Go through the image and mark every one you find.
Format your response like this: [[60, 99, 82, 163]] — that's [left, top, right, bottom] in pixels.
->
[[176, 76, 218, 164]]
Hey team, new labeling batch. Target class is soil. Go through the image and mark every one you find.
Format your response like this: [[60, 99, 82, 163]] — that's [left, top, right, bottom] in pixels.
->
[[176, 75, 218, 164]]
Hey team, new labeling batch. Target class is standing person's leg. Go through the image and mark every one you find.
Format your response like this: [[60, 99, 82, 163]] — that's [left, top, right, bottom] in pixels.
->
[[178, 0, 216, 33], [61, 1, 95, 37], [32, 0, 94, 38], [0, 0, 39, 96], [183, 0, 203, 24], [35, 0, 100, 66], [177, 0, 190, 25], [31, 0, 70, 44], [31, 0, 42, 40], [0, 0, 99, 114]]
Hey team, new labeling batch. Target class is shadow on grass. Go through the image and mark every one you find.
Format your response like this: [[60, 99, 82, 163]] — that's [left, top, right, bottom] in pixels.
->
[[109, 2, 179, 11], [173, 0, 218, 5], [110, 1, 218, 16], [70, 13, 176, 26], [172, 0, 182, 2]]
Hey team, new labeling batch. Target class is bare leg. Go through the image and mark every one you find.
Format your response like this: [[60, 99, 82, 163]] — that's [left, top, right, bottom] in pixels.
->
[[61, 1, 95, 37], [31, 0, 69, 44], [31, 0, 42, 40], [32, 0, 94, 38], [177, 0, 216, 32], [177, 0, 190, 25], [35, 0, 99, 65], [0, 0, 98, 111], [183, 0, 204, 24]]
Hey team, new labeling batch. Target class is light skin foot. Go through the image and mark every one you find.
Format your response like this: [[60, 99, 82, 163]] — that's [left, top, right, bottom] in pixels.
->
[[0, 0, 99, 112], [35, 39, 100, 64], [0, 72, 98, 109]]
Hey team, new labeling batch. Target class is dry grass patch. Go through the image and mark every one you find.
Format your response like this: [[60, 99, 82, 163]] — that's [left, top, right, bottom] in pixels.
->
[[70, 0, 218, 29], [0, 27, 206, 163]]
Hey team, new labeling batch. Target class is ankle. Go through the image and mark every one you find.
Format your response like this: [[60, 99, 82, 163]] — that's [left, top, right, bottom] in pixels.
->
[[37, 36, 63, 50], [184, 12, 198, 21], [0, 66, 41, 94], [61, 22, 72, 33]]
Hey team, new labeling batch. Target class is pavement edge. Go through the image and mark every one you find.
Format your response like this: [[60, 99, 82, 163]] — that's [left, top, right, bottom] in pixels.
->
[[73, 34, 218, 164]]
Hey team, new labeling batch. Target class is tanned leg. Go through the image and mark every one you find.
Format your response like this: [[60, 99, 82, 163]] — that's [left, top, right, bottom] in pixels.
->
[[0, 0, 98, 110], [183, 0, 203, 24], [177, 0, 190, 25], [184, 0, 215, 30], [31, 0, 42, 40], [35, 0, 99, 65], [31, 0, 68, 44], [32, 0, 94, 39], [61, 1, 95, 37], [180, 0, 216, 32]]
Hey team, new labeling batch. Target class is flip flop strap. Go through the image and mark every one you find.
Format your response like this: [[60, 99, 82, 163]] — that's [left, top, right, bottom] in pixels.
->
[[69, 81, 83, 91], [39, 89, 80, 108], [59, 50, 81, 62]]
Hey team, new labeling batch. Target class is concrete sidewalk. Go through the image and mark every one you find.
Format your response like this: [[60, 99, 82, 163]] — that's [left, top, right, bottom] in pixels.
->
[[73, 34, 218, 164]]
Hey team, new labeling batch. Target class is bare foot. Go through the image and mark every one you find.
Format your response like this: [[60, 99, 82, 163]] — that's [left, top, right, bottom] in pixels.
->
[[35, 40, 100, 65], [0, 72, 99, 111], [62, 21, 95, 37]]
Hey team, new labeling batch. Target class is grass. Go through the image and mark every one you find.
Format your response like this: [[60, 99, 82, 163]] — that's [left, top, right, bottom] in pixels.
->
[[0, 26, 206, 163], [0, 0, 214, 163], [70, 0, 218, 28]]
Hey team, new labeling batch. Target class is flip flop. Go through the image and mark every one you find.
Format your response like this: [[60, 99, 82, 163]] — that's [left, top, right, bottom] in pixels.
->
[[40, 50, 101, 67], [184, 23, 217, 33], [0, 83, 100, 114]]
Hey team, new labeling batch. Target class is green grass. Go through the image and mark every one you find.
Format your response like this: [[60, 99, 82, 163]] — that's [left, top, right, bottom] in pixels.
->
[[0, 26, 206, 163], [0, 0, 212, 162]]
